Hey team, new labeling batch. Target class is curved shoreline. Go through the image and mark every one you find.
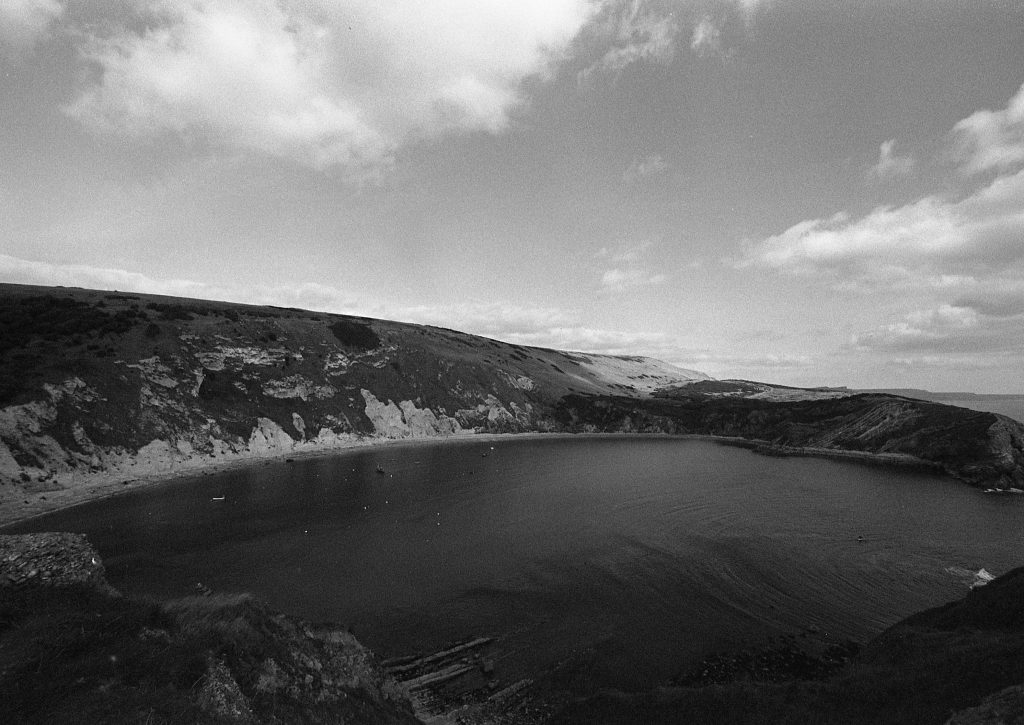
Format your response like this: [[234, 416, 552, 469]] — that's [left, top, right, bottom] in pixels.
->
[[0, 430, 953, 531]]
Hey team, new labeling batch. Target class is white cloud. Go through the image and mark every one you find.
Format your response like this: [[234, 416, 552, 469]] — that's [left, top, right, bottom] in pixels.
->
[[0, 254, 365, 314], [954, 81, 1024, 174], [737, 167, 1024, 285], [397, 302, 574, 337], [499, 325, 673, 354], [851, 301, 1024, 357], [954, 284, 1024, 318], [596, 239, 666, 290], [600, 267, 667, 290], [868, 139, 914, 179], [596, 240, 653, 263], [689, 16, 721, 58], [63, 0, 594, 176], [886, 355, 1004, 371], [623, 153, 668, 183], [577, 0, 679, 84], [740, 82, 1024, 290], [0, 0, 62, 51]]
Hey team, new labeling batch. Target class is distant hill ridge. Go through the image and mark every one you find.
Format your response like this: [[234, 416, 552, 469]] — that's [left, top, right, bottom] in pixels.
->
[[1, 283, 1023, 525]]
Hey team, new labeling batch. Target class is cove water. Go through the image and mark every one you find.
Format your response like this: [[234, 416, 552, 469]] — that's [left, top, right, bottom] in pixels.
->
[[11, 435, 1024, 691]]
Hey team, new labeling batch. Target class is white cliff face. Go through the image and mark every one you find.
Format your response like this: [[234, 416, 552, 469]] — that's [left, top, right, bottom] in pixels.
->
[[0, 380, 100, 482], [196, 346, 294, 371], [360, 390, 464, 438], [247, 418, 297, 456]]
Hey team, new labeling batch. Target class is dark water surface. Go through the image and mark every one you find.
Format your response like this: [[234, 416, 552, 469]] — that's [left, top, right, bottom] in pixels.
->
[[9, 436, 1024, 690]]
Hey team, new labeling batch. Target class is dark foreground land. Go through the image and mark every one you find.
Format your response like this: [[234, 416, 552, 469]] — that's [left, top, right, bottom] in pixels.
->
[[2, 533, 1024, 724]]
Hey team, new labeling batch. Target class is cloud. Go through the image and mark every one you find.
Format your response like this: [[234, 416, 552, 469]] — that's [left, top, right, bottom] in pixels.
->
[[0, 254, 365, 314], [600, 268, 667, 290], [851, 301, 1024, 357], [886, 355, 1004, 371], [868, 139, 914, 179], [954, 285, 1024, 318], [954, 81, 1024, 174], [63, 0, 594, 176], [577, 0, 679, 85], [397, 302, 574, 337], [737, 166, 1024, 286], [623, 153, 668, 183], [498, 325, 673, 354], [596, 240, 653, 263], [0, 0, 62, 51], [596, 239, 666, 290], [689, 16, 721, 58], [739, 82, 1024, 291]]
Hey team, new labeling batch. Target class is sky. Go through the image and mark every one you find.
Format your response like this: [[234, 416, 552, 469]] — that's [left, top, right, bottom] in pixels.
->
[[2, 0, 1024, 392]]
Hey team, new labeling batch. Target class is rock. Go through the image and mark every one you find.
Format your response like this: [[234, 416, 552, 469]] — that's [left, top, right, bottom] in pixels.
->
[[199, 657, 255, 723], [0, 532, 112, 592]]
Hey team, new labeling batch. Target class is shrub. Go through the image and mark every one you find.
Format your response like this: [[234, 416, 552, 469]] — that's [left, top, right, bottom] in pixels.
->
[[329, 319, 380, 350]]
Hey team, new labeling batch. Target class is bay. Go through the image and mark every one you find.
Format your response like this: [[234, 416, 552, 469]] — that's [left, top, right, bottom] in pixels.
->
[[9, 435, 1023, 691]]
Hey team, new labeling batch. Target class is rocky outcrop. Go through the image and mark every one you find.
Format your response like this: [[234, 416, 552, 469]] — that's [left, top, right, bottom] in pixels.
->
[[0, 532, 110, 590]]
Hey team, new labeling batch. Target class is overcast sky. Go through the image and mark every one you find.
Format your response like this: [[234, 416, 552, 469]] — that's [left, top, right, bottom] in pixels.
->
[[2, 1, 1024, 392]]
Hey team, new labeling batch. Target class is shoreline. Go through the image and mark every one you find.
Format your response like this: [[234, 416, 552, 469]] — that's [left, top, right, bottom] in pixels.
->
[[0, 430, 951, 531], [0, 430, 588, 530]]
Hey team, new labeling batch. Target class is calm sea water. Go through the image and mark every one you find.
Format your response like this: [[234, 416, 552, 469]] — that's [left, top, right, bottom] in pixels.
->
[[8, 436, 1023, 690]]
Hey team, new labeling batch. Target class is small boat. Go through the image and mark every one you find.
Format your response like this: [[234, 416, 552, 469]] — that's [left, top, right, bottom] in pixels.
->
[[211, 496, 225, 501], [375, 465, 386, 475]]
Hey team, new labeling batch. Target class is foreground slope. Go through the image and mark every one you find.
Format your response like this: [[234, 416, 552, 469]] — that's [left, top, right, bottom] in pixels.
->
[[1, 284, 1023, 525], [0, 533, 420, 724]]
